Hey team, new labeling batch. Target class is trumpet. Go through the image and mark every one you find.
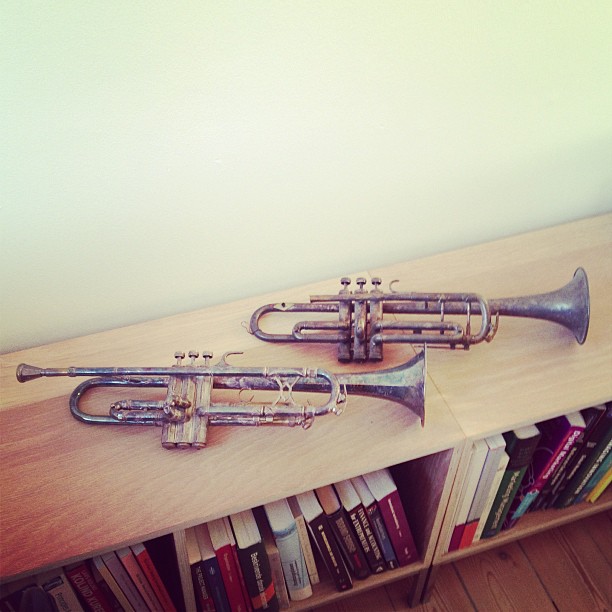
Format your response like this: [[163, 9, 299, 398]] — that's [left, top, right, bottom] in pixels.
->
[[249, 268, 590, 362], [16, 349, 426, 449]]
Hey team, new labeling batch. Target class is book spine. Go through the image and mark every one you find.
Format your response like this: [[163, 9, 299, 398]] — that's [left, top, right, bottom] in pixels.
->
[[39, 572, 84, 612], [306, 514, 352, 592], [351, 503, 385, 573], [555, 428, 612, 508], [100, 553, 146, 611], [216, 543, 249, 612], [576, 451, 612, 504], [586, 463, 612, 503], [191, 561, 217, 612], [272, 524, 312, 600], [366, 502, 398, 569], [131, 544, 177, 612], [473, 452, 509, 542], [326, 507, 371, 579], [510, 426, 583, 523], [91, 557, 135, 612], [64, 563, 115, 612], [116, 548, 163, 612], [202, 556, 232, 612], [481, 466, 528, 538], [236, 542, 279, 611], [377, 491, 418, 566], [291, 511, 319, 585]]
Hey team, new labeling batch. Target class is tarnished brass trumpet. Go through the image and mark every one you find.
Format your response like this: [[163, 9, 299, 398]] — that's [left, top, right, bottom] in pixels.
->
[[16, 349, 426, 449], [249, 268, 590, 362]]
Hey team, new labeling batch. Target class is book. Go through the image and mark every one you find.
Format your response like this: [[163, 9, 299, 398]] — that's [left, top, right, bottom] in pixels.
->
[[554, 404, 612, 508], [194, 523, 232, 612], [116, 546, 164, 611], [481, 424, 541, 538], [224, 516, 252, 611], [535, 404, 607, 510], [208, 517, 250, 612], [351, 475, 398, 569], [586, 462, 612, 503], [230, 509, 279, 611], [100, 551, 147, 611], [263, 498, 312, 600], [37, 569, 84, 612], [286, 496, 320, 585], [333, 479, 386, 574], [448, 438, 489, 551], [459, 435, 507, 548], [294, 490, 352, 592], [1, 584, 53, 612], [64, 562, 116, 612], [361, 468, 418, 566], [576, 449, 612, 503], [253, 507, 291, 610], [130, 542, 177, 612], [473, 449, 509, 543], [185, 526, 218, 612], [91, 556, 136, 612], [315, 485, 371, 579], [505, 411, 586, 525]]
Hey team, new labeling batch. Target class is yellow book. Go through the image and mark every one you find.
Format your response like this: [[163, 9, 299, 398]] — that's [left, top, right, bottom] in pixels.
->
[[586, 465, 612, 503]]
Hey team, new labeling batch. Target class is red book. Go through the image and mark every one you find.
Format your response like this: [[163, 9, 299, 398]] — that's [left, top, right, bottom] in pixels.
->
[[64, 562, 115, 612], [130, 543, 176, 612], [362, 468, 418, 566], [116, 547, 164, 611], [208, 517, 249, 612]]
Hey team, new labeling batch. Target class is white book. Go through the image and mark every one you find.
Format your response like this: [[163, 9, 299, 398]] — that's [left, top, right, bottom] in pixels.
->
[[264, 498, 312, 601], [287, 496, 320, 584], [474, 449, 510, 542]]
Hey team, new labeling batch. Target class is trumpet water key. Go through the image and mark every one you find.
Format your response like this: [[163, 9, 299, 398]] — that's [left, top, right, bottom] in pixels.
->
[[249, 268, 590, 362], [16, 349, 426, 449]]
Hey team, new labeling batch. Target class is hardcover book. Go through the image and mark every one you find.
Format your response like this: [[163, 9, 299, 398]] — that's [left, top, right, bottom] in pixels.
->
[[208, 517, 249, 612], [333, 479, 386, 574], [473, 449, 509, 543], [448, 438, 489, 551], [194, 523, 232, 612], [100, 551, 147, 611], [92, 556, 136, 612], [315, 485, 371, 579], [481, 424, 541, 539], [505, 412, 585, 527], [185, 527, 218, 612], [229, 509, 279, 611], [116, 546, 164, 611], [130, 542, 177, 612], [294, 490, 352, 592], [263, 498, 313, 601], [64, 562, 116, 612], [459, 434, 507, 549], [361, 468, 418, 566], [351, 475, 398, 569]]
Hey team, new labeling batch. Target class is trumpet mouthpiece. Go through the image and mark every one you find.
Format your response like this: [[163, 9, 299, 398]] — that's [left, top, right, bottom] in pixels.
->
[[16, 364, 43, 383]]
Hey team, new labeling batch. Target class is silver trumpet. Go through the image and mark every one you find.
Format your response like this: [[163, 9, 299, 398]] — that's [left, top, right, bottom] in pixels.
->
[[16, 349, 426, 449], [249, 268, 590, 362]]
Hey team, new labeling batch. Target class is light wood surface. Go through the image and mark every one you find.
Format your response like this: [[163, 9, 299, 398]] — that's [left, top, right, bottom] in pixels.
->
[[0, 274, 462, 582], [371, 212, 612, 439]]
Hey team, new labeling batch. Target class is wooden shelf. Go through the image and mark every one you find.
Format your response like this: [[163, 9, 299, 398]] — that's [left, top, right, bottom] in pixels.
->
[[1, 213, 610, 610]]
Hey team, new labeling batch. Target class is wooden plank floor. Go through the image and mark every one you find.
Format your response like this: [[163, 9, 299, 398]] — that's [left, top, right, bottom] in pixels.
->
[[312, 512, 612, 612]]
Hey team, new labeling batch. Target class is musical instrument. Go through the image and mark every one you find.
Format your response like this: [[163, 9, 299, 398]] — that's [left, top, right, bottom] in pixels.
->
[[16, 349, 426, 449], [249, 268, 590, 361]]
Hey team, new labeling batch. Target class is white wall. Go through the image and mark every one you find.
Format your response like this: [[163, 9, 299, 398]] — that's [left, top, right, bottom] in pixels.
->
[[1, 2, 611, 353]]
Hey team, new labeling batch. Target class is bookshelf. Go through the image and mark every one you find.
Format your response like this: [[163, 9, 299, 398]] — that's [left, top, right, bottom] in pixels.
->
[[1, 212, 610, 609]]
